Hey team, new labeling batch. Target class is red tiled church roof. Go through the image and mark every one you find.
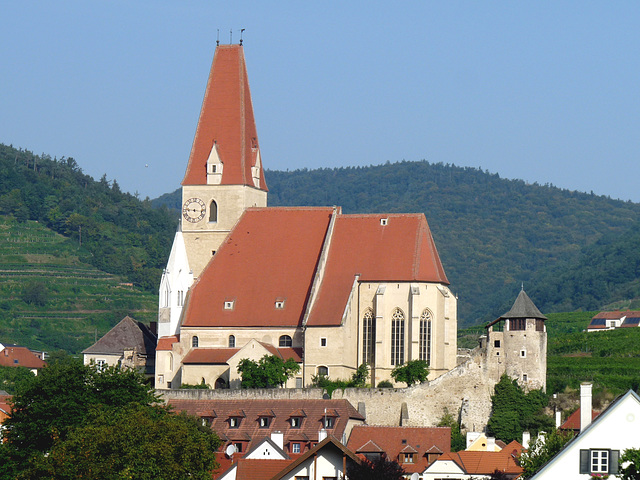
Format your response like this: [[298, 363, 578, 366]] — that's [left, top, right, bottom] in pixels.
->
[[156, 335, 179, 351], [182, 207, 334, 328], [182, 348, 240, 364], [182, 44, 267, 191], [307, 213, 448, 326]]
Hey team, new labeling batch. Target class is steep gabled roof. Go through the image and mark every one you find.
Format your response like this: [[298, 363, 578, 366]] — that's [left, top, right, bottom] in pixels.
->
[[182, 208, 333, 328], [499, 289, 547, 320], [307, 213, 449, 327], [182, 44, 267, 191], [346, 425, 451, 474], [82, 316, 156, 356], [559, 407, 600, 431]]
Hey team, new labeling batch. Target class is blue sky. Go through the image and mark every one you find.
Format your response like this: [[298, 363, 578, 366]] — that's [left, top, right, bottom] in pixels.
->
[[2, 1, 639, 201]]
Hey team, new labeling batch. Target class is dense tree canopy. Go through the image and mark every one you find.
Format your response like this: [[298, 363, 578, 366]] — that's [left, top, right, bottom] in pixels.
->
[[486, 374, 554, 444], [518, 429, 574, 479], [346, 455, 405, 480], [237, 355, 300, 388], [0, 357, 219, 480]]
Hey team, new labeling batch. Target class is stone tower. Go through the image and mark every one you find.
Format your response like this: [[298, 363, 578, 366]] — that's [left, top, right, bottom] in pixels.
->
[[158, 44, 267, 338], [482, 289, 547, 391]]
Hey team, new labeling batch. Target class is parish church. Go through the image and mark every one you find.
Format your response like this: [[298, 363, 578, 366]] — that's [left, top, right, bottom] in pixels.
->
[[155, 43, 458, 389]]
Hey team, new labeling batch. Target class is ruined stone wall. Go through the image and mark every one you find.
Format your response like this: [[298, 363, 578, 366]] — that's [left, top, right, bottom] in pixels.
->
[[160, 348, 498, 433]]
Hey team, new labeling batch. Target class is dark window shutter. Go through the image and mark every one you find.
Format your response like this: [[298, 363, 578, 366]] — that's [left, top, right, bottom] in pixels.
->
[[580, 449, 590, 474], [610, 450, 620, 474]]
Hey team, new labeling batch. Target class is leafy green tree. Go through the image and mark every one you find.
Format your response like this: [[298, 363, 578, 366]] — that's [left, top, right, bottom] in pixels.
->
[[437, 408, 466, 452], [486, 374, 554, 444], [620, 448, 640, 480], [518, 429, 574, 479], [346, 455, 405, 480], [237, 355, 300, 388], [0, 357, 158, 464], [391, 359, 429, 387], [18, 403, 220, 480], [0, 366, 34, 395], [21, 279, 49, 306]]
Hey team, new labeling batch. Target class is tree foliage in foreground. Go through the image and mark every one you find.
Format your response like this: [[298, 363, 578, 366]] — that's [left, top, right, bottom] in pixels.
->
[[391, 359, 429, 387], [620, 448, 640, 480], [346, 455, 405, 480], [518, 429, 574, 479], [486, 374, 554, 444], [437, 408, 466, 452], [20, 403, 220, 480], [0, 357, 219, 480], [237, 354, 300, 388], [311, 363, 370, 397]]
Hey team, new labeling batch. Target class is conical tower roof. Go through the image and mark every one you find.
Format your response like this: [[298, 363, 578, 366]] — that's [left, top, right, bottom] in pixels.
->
[[499, 289, 547, 320], [182, 44, 267, 191]]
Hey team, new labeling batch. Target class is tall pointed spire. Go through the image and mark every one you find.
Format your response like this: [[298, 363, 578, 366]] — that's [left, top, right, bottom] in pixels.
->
[[182, 45, 268, 191]]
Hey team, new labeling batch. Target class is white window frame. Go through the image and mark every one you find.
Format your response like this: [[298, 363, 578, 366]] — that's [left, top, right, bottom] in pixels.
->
[[292, 442, 301, 454]]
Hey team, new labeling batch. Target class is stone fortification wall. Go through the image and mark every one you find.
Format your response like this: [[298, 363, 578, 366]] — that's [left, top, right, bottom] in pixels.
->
[[334, 349, 494, 432], [160, 349, 497, 433]]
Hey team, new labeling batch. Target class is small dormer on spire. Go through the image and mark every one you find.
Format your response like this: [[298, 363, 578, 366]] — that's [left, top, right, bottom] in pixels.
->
[[206, 141, 224, 185], [251, 140, 262, 188]]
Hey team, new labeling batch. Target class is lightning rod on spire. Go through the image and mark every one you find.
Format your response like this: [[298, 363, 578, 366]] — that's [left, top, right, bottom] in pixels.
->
[[240, 28, 245, 45]]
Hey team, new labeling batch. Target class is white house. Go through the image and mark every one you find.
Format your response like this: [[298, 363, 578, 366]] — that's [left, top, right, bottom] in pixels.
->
[[531, 383, 640, 479]]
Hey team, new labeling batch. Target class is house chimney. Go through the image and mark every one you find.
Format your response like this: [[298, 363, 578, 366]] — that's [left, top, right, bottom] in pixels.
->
[[318, 429, 327, 442], [487, 437, 496, 451], [271, 431, 284, 450], [555, 410, 562, 428], [580, 383, 593, 432], [522, 431, 531, 449]]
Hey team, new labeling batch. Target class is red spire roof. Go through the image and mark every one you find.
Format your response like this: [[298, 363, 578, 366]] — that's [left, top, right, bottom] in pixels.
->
[[182, 44, 267, 191]]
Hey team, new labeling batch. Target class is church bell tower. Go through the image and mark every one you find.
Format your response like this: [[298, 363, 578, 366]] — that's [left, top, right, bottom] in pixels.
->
[[158, 44, 267, 338]]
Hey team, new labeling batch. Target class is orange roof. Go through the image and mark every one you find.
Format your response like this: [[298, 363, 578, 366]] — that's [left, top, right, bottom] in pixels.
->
[[307, 213, 448, 326], [346, 425, 451, 474], [182, 348, 239, 364], [560, 407, 600, 431], [0, 394, 11, 424], [156, 335, 179, 351], [438, 450, 523, 476], [182, 207, 333, 328], [183, 209, 450, 329], [0, 346, 46, 369], [182, 44, 267, 191], [230, 459, 292, 480]]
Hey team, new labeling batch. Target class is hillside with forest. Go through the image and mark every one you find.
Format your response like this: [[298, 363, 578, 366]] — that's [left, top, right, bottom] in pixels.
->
[[155, 161, 640, 325]]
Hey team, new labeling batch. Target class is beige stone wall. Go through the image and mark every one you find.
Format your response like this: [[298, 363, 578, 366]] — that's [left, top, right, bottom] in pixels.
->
[[181, 184, 267, 276]]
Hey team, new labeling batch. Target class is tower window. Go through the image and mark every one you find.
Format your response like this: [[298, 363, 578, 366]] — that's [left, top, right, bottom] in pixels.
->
[[362, 309, 374, 365], [229, 335, 236, 348], [317, 366, 328, 376], [209, 200, 218, 223], [391, 308, 405, 366], [192, 336, 199, 348], [320, 338, 327, 347], [419, 309, 432, 365], [279, 335, 292, 347], [520, 350, 526, 358]]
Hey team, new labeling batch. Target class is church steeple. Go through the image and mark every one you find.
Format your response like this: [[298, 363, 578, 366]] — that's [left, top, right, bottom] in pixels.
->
[[182, 44, 267, 191], [178, 43, 268, 277]]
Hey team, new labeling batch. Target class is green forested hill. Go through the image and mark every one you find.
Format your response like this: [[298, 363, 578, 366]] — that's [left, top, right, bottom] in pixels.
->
[[0, 144, 178, 291], [0, 217, 157, 353], [155, 161, 640, 325]]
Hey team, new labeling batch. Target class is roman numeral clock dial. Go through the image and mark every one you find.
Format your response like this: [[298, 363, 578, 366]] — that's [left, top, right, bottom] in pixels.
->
[[182, 197, 206, 223]]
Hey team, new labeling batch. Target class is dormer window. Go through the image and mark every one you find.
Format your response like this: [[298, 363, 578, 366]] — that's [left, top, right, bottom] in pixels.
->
[[224, 301, 235, 310], [323, 417, 334, 429], [291, 417, 302, 428], [380, 218, 388, 226], [275, 300, 285, 309], [259, 416, 270, 428], [229, 417, 241, 428], [403, 453, 414, 463]]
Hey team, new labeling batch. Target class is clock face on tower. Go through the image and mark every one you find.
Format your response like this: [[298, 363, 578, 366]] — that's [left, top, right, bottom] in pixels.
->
[[182, 197, 206, 223]]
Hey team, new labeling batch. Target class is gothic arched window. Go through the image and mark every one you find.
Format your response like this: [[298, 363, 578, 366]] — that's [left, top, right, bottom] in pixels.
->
[[362, 309, 374, 365], [228, 335, 236, 348], [420, 309, 433, 365], [192, 336, 199, 348], [391, 308, 405, 366], [209, 200, 218, 223], [279, 335, 292, 347], [317, 366, 328, 376]]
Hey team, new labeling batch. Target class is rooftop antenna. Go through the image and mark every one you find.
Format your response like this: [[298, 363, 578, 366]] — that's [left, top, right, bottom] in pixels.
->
[[240, 28, 245, 45], [521, 282, 524, 291], [216, 29, 219, 46]]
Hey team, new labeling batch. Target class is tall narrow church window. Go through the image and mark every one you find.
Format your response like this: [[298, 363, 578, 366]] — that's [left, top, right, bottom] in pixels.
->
[[192, 336, 199, 348], [229, 335, 236, 348], [279, 335, 292, 347], [362, 309, 374, 365], [419, 309, 432, 365], [391, 308, 405, 366], [209, 200, 218, 223]]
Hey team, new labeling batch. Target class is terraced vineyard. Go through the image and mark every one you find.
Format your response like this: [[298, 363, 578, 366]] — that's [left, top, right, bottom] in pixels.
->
[[0, 217, 158, 353]]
